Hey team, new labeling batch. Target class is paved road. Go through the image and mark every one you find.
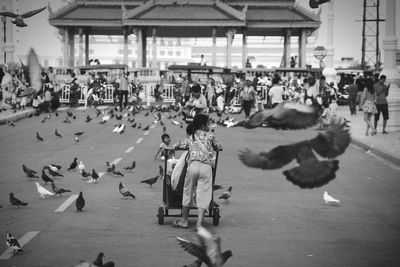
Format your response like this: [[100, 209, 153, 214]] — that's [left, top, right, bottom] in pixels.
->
[[0, 106, 400, 267]]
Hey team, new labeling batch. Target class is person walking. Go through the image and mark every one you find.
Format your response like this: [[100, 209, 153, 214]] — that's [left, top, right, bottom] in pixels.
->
[[356, 76, 365, 111], [362, 77, 377, 136], [240, 79, 256, 119], [119, 72, 129, 110], [374, 75, 390, 134], [347, 77, 358, 115]]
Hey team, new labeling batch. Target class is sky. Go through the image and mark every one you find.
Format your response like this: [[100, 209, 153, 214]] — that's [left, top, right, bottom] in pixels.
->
[[4, 0, 400, 66]]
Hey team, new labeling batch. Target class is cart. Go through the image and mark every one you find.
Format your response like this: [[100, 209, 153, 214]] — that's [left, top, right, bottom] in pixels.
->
[[157, 148, 222, 225]]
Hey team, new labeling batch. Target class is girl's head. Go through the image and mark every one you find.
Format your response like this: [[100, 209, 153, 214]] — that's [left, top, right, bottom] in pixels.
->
[[191, 114, 210, 138], [365, 77, 374, 94], [161, 133, 171, 144]]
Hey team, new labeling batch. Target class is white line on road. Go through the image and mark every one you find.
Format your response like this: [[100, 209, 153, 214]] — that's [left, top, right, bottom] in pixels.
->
[[125, 146, 135, 153], [150, 124, 156, 129], [112, 158, 122, 165], [0, 231, 40, 259], [55, 194, 78, 212], [143, 131, 150, 135], [136, 137, 143, 143], [98, 172, 105, 179]]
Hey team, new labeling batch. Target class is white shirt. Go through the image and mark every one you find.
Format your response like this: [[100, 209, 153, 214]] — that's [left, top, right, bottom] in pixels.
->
[[268, 85, 284, 104]]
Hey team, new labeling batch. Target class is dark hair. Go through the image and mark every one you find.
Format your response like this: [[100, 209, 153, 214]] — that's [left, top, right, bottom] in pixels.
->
[[161, 133, 170, 141], [190, 84, 201, 93], [191, 114, 209, 140], [186, 124, 194, 136], [379, 75, 386, 80], [365, 77, 375, 94]]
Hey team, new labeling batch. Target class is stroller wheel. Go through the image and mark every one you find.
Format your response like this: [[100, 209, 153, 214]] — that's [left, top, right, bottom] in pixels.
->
[[212, 207, 220, 226]]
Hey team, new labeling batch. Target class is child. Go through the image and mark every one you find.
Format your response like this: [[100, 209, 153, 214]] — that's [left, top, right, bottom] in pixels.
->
[[154, 133, 174, 161], [171, 114, 221, 229]]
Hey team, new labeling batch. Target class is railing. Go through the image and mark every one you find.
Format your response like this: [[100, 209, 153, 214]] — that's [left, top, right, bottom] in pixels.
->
[[60, 84, 70, 103], [162, 84, 175, 103], [140, 83, 157, 103]]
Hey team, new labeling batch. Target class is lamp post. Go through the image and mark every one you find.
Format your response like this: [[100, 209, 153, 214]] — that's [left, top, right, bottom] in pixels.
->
[[1, 15, 6, 64]]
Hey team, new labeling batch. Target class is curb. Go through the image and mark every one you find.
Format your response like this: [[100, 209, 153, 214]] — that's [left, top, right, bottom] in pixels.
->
[[351, 137, 400, 167], [0, 109, 36, 125]]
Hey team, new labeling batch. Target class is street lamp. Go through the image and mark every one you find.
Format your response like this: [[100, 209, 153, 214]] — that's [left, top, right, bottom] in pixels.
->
[[1, 15, 6, 63]]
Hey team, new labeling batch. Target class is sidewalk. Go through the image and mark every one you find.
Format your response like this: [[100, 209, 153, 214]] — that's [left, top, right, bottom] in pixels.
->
[[1, 104, 399, 166]]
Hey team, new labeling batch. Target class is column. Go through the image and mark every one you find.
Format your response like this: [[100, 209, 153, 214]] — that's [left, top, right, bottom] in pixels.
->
[[68, 28, 75, 68], [62, 27, 69, 68], [123, 26, 130, 65], [298, 29, 307, 68], [242, 28, 248, 68], [212, 28, 217, 66], [381, 0, 400, 132], [151, 27, 157, 68], [78, 28, 84, 66], [4, 16, 14, 64], [322, 1, 336, 82], [226, 28, 235, 68], [85, 30, 89, 65], [283, 29, 291, 68]]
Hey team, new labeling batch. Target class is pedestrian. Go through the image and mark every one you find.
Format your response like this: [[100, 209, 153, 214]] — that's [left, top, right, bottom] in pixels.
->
[[154, 133, 174, 161], [43, 88, 52, 112], [171, 114, 221, 229], [119, 72, 129, 110], [268, 75, 284, 108], [240, 79, 256, 119], [362, 77, 377, 136], [347, 77, 358, 115], [356, 76, 365, 111], [199, 54, 207, 66], [185, 84, 207, 117], [374, 75, 390, 134]]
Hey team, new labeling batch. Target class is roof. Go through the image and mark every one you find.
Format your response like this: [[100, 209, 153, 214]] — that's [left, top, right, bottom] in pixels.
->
[[49, 0, 320, 37], [168, 64, 231, 73]]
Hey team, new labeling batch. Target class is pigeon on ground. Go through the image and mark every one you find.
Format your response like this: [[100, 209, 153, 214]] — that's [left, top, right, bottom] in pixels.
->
[[0, 6, 46, 27], [36, 132, 43, 141], [140, 175, 159, 187], [117, 124, 125, 134], [63, 117, 71, 123], [111, 169, 124, 177], [35, 182, 54, 199], [85, 115, 92, 123], [143, 125, 149, 131], [75, 132, 84, 136], [76, 192, 85, 211], [81, 169, 91, 180], [78, 161, 85, 174], [75, 136, 80, 144], [219, 187, 232, 203], [131, 122, 137, 128], [177, 226, 233, 267], [238, 123, 351, 189], [9, 193, 28, 207], [41, 169, 54, 184], [235, 101, 321, 129], [137, 123, 142, 129], [213, 184, 223, 191], [91, 169, 99, 182], [162, 126, 167, 133], [8, 120, 15, 127], [95, 109, 101, 117], [112, 124, 121, 133], [68, 158, 78, 171], [22, 164, 37, 175], [106, 161, 116, 174], [93, 252, 115, 267], [6, 231, 23, 254], [51, 182, 71, 196], [124, 161, 136, 172], [55, 129, 62, 138], [48, 164, 62, 172], [119, 182, 135, 199], [0, 204, 2, 208], [43, 166, 64, 178], [323, 191, 340, 206], [25, 169, 39, 179]]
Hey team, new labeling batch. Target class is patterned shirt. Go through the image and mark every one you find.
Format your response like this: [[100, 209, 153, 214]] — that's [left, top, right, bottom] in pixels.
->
[[171, 130, 219, 168]]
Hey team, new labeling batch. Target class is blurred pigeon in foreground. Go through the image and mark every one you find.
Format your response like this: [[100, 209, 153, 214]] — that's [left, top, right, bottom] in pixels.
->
[[119, 182, 135, 199], [177, 226, 232, 267], [9, 193, 28, 207], [35, 182, 54, 199], [323, 191, 340, 206], [238, 123, 350, 189], [76, 192, 85, 211], [6, 231, 23, 253]]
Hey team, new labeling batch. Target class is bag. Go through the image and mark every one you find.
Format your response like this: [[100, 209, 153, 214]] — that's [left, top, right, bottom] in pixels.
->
[[171, 151, 189, 191]]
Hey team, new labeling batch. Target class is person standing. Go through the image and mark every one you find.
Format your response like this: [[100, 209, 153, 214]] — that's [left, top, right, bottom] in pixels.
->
[[374, 75, 390, 134], [356, 76, 365, 111], [119, 72, 129, 110], [185, 84, 207, 116], [362, 77, 377, 136], [199, 55, 207, 66], [268, 75, 284, 108], [347, 77, 358, 115], [240, 79, 256, 119]]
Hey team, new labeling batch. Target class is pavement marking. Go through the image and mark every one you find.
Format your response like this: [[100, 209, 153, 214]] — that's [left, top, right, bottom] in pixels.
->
[[56, 107, 69, 111], [144, 131, 150, 135], [75, 107, 88, 111], [125, 146, 135, 153], [55, 194, 78, 212], [98, 172, 105, 178], [150, 124, 156, 129], [0, 231, 40, 259], [112, 158, 122, 165], [136, 137, 143, 144]]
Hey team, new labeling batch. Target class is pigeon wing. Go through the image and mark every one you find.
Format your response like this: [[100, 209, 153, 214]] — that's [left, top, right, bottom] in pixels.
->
[[21, 6, 46, 18], [176, 237, 211, 266], [197, 227, 222, 267], [309, 123, 351, 158], [28, 48, 42, 92], [0, 11, 17, 18], [267, 102, 321, 129]]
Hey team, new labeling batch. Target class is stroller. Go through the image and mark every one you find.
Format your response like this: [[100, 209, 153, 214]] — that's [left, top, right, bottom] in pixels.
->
[[157, 148, 222, 225]]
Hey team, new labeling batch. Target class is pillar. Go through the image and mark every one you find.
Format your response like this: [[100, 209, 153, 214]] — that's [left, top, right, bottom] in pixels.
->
[[212, 28, 217, 66], [283, 29, 291, 68], [381, 0, 400, 132], [298, 29, 307, 68], [226, 28, 235, 68], [242, 28, 248, 68], [62, 27, 69, 68], [151, 27, 157, 68], [68, 28, 75, 68], [78, 28, 84, 66], [85, 30, 89, 65], [123, 26, 130, 65], [322, 1, 336, 82]]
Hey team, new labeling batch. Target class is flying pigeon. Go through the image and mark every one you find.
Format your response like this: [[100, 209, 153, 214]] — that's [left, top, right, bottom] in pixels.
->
[[235, 101, 321, 129], [6, 231, 23, 254], [219, 186, 232, 203], [41, 169, 54, 184], [68, 158, 78, 171], [43, 166, 64, 178], [119, 182, 135, 199], [75, 192, 85, 211], [124, 161, 136, 172], [238, 123, 351, 189], [93, 252, 115, 267], [51, 182, 71, 196], [0, 6, 46, 27], [78, 161, 85, 174], [177, 226, 232, 267], [323, 191, 340, 206], [9, 193, 28, 207], [36, 132, 43, 141], [35, 182, 54, 199], [140, 175, 159, 187], [55, 129, 62, 138]]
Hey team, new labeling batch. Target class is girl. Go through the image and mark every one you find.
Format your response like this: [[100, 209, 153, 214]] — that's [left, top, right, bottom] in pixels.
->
[[362, 77, 377, 136]]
